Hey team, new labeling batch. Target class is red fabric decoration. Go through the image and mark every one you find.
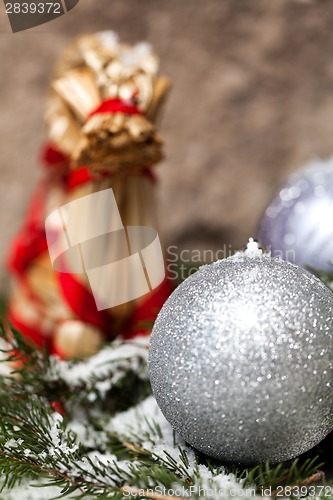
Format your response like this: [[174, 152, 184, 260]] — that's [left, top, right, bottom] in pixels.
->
[[6, 98, 172, 354], [40, 142, 68, 169], [66, 166, 93, 191], [89, 98, 143, 118], [57, 272, 111, 334], [8, 310, 53, 352], [122, 277, 174, 339], [7, 181, 49, 275]]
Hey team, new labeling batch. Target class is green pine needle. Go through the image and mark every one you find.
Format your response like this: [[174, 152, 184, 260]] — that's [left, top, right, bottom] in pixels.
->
[[0, 315, 329, 499]]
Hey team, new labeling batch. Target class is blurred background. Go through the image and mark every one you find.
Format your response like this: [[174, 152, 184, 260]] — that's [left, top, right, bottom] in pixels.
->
[[1, 0, 333, 293]]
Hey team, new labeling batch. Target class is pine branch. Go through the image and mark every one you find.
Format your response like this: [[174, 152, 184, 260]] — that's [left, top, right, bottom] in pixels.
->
[[0, 323, 150, 419], [238, 456, 325, 493], [0, 323, 327, 499], [0, 391, 192, 498]]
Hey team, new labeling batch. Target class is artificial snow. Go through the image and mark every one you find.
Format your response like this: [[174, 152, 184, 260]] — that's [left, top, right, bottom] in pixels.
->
[[1, 337, 269, 499], [45, 338, 149, 390]]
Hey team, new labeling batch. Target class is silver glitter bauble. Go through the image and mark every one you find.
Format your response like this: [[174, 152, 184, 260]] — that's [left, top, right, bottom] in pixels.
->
[[149, 244, 333, 465], [258, 157, 333, 272]]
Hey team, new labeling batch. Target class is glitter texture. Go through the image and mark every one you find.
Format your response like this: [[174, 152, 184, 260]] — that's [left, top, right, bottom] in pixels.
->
[[149, 252, 333, 465], [258, 157, 333, 271]]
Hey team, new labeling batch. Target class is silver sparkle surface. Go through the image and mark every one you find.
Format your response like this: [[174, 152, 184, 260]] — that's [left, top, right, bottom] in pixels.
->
[[149, 253, 333, 465], [258, 158, 333, 271]]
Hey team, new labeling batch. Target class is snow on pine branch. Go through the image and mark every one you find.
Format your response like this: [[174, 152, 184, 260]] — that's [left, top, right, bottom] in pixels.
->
[[44, 336, 149, 399], [106, 396, 255, 498], [0, 327, 325, 499], [0, 393, 257, 500]]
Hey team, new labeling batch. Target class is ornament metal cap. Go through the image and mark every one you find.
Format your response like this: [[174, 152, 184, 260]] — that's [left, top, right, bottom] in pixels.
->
[[244, 238, 264, 256]]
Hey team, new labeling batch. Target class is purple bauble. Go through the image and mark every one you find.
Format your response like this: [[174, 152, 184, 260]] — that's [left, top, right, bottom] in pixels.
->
[[258, 158, 333, 272]]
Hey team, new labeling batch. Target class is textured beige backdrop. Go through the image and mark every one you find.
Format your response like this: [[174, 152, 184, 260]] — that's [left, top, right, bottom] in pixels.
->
[[1, 0, 333, 292]]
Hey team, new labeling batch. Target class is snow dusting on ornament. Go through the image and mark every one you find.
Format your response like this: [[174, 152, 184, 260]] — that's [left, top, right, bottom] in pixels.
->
[[258, 157, 333, 272], [149, 242, 333, 465]]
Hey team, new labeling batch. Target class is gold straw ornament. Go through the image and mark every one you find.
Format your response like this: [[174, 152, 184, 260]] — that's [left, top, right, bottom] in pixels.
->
[[8, 31, 172, 359], [47, 31, 170, 172]]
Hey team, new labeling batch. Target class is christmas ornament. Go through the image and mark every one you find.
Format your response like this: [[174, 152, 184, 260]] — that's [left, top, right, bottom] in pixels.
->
[[258, 157, 333, 272], [6, 32, 173, 359], [54, 320, 104, 359], [149, 241, 333, 465]]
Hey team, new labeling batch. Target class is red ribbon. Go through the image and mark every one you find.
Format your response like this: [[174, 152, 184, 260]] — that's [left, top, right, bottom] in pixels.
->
[[8, 310, 53, 352], [41, 143, 68, 168], [66, 166, 93, 191], [89, 98, 143, 118], [57, 272, 110, 334], [7, 180, 49, 275]]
